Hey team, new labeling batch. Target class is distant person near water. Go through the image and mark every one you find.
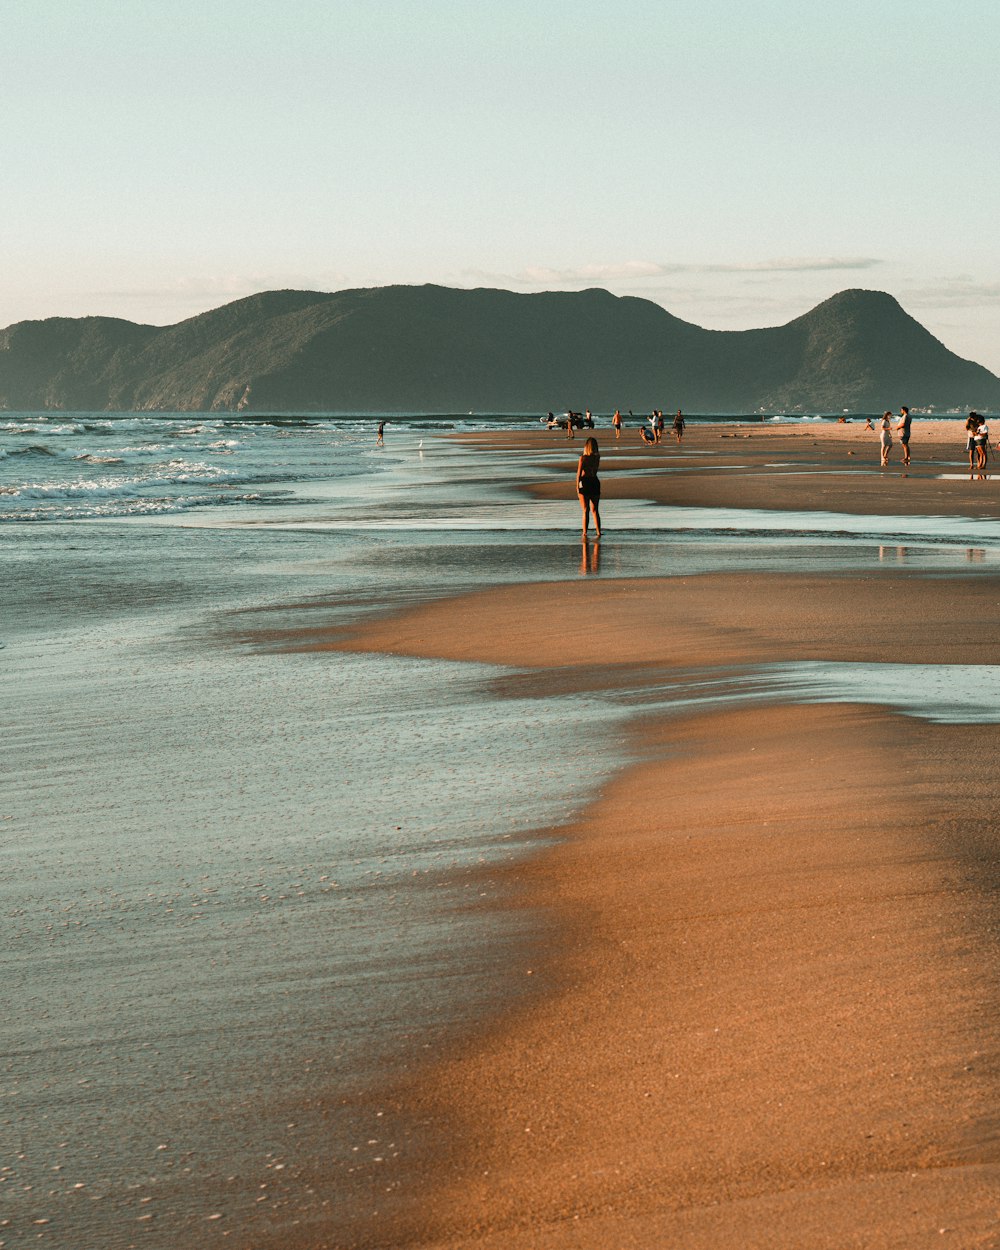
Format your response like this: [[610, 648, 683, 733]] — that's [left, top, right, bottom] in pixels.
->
[[612, 409, 623, 439], [895, 406, 912, 465], [878, 411, 893, 467], [576, 436, 602, 538], [672, 409, 685, 444], [376, 420, 386, 446]]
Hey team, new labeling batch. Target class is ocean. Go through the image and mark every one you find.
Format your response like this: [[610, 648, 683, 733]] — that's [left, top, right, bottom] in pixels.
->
[[4, 410, 1000, 1249]]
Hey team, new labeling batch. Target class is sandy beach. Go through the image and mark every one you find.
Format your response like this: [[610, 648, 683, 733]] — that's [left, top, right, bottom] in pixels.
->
[[282, 421, 1000, 1249], [475, 417, 1000, 520]]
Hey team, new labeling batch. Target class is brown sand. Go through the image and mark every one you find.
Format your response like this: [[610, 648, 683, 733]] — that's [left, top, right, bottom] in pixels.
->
[[474, 419, 1000, 519], [273, 426, 1000, 1248], [371, 703, 1000, 1249], [316, 581, 1000, 1248], [323, 570, 1000, 672]]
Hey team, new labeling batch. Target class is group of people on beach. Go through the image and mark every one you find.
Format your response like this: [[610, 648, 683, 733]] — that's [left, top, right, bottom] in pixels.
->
[[551, 407, 687, 539], [544, 410, 596, 434], [870, 406, 912, 467], [612, 408, 686, 444], [544, 408, 686, 445], [965, 412, 992, 470], [380, 407, 997, 548], [869, 407, 992, 472], [636, 410, 686, 445], [571, 407, 686, 539]]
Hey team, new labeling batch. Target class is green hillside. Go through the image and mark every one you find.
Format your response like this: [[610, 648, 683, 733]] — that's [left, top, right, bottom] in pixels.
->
[[0, 285, 996, 412]]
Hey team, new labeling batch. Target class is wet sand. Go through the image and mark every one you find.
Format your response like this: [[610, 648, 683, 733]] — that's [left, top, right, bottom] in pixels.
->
[[368, 704, 1000, 1250], [478, 418, 1000, 521], [296, 425, 1000, 1248]]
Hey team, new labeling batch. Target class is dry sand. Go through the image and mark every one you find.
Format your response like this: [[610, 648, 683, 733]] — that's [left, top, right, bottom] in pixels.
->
[[287, 425, 1000, 1248]]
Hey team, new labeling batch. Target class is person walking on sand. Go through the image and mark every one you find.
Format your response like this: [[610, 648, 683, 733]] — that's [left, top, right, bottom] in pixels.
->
[[655, 410, 665, 442], [673, 409, 685, 444], [895, 406, 912, 465], [878, 411, 892, 466], [612, 409, 623, 439], [576, 436, 602, 538], [376, 419, 385, 446]]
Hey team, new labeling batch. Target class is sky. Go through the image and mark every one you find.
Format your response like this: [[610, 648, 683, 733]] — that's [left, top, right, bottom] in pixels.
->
[[5, 0, 1000, 370]]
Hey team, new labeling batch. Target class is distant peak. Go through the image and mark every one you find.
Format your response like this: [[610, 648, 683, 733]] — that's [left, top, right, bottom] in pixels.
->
[[813, 288, 902, 311]]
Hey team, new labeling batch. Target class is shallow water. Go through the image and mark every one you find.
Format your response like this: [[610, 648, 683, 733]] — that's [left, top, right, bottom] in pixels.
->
[[4, 425, 633, 1247], [603, 661, 1000, 726], [6, 628, 621, 1245]]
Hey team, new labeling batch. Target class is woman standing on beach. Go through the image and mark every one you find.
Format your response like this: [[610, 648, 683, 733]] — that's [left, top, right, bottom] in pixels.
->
[[878, 411, 893, 467], [576, 436, 602, 538]]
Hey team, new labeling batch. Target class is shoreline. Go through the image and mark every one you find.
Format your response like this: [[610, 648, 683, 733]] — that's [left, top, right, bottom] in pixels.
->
[[455, 420, 1000, 522], [279, 659, 1000, 1248], [379, 701, 1000, 1249], [259, 427, 1000, 1248]]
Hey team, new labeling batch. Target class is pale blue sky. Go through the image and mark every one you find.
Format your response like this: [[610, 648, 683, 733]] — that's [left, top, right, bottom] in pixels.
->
[[5, 0, 1000, 368]]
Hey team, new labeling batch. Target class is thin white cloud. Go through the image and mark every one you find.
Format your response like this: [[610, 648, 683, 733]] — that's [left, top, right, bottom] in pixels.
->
[[463, 257, 882, 287], [718, 257, 883, 274], [903, 279, 1000, 308], [95, 271, 352, 305]]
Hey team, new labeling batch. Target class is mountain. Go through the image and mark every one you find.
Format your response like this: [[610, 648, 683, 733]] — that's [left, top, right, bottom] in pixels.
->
[[1, 285, 997, 412]]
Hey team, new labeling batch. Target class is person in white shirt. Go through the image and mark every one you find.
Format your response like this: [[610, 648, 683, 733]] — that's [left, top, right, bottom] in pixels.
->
[[975, 417, 990, 469]]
